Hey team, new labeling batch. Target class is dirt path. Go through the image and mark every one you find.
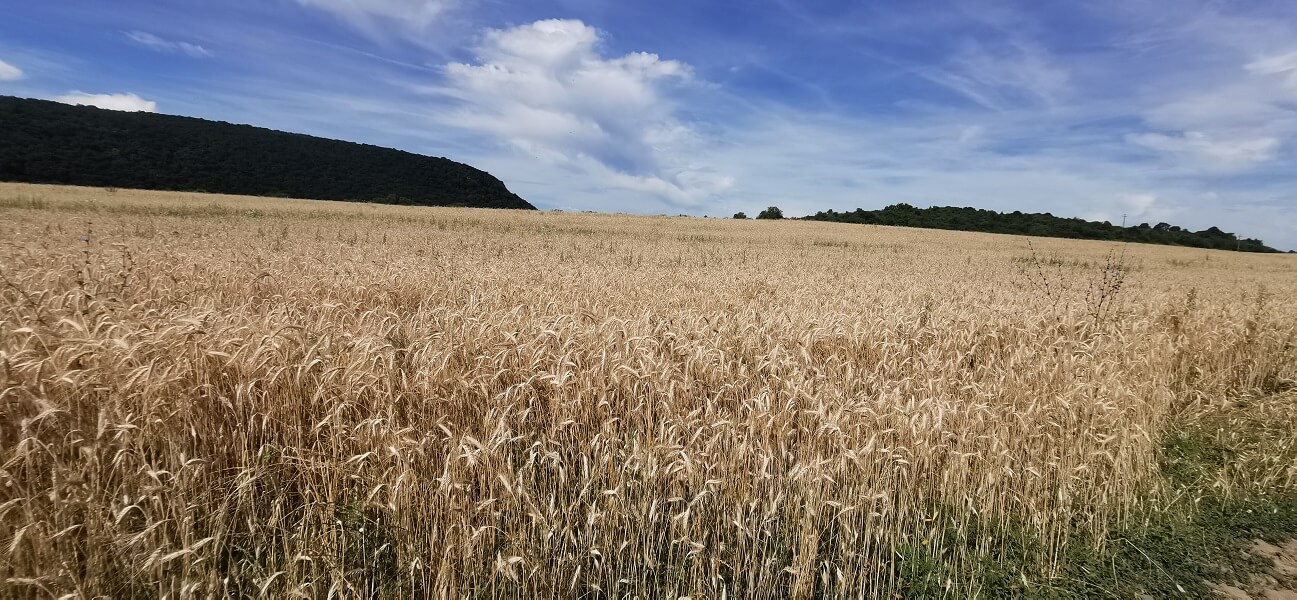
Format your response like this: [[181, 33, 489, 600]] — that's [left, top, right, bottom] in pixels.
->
[[1213, 540, 1297, 599]]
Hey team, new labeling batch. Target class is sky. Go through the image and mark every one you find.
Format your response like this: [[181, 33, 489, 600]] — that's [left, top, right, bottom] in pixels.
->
[[2, 1, 1297, 249]]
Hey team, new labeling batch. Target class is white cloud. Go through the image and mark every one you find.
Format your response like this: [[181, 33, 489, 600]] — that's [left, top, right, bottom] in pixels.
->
[[1141, 56, 1297, 135], [0, 58, 22, 81], [1115, 193, 1181, 224], [440, 19, 728, 206], [125, 31, 212, 58], [1078, 193, 1184, 228], [1119, 193, 1156, 217], [54, 92, 158, 112], [1122, 41, 1297, 175], [1127, 131, 1280, 170], [296, 0, 452, 36]]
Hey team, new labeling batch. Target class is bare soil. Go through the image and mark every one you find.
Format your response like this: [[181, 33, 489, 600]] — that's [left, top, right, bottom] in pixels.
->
[[1213, 540, 1297, 599]]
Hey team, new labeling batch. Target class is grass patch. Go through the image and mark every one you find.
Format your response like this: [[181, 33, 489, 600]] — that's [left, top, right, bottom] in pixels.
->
[[909, 424, 1297, 598], [1042, 428, 1297, 598], [1050, 492, 1297, 598]]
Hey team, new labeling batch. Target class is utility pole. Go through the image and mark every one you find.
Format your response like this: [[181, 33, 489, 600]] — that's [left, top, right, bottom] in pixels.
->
[[1121, 214, 1127, 228]]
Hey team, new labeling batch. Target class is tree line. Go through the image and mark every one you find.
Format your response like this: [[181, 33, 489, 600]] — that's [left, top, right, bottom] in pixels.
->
[[736, 204, 1279, 253]]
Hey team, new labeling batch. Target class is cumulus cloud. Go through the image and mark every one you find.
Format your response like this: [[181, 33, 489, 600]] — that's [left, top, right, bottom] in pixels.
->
[[296, 0, 452, 36], [0, 58, 21, 81], [1127, 131, 1280, 170], [54, 92, 157, 112], [440, 19, 729, 205], [125, 31, 212, 58]]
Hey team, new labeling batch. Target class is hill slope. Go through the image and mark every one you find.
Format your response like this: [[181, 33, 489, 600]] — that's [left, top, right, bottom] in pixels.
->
[[0, 96, 534, 210], [806, 203, 1278, 253]]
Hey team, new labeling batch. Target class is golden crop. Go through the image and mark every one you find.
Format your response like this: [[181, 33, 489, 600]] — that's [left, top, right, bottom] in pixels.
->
[[2, 183, 1295, 597]]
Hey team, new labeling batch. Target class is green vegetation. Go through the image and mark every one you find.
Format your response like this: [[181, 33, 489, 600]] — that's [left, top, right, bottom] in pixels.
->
[[806, 203, 1278, 252], [756, 206, 783, 219], [871, 467, 1290, 596], [732, 211, 748, 219], [884, 423, 1297, 598], [1047, 431, 1297, 598], [0, 95, 534, 209]]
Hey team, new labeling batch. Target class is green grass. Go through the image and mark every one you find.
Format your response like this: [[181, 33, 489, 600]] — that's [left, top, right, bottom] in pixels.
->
[[1045, 430, 1297, 598], [888, 425, 1297, 598]]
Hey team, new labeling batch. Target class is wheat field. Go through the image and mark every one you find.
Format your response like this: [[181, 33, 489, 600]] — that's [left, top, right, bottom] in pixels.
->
[[2, 182, 1295, 598]]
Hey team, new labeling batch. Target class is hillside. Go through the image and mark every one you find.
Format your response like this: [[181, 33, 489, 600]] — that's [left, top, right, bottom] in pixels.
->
[[0, 96, 534, 210], [806, 203, 1279, 253]]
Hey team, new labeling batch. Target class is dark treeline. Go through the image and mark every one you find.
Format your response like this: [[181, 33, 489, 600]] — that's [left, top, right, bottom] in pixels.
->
[[806, 204, 1279, 253], [0, 96, 534, 210]]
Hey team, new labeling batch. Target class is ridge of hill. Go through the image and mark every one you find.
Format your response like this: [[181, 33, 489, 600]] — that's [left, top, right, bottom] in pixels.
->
[[0, 96, 534, 210]]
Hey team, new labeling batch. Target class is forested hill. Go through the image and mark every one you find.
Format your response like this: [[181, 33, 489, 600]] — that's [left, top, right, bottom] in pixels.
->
[[0, 96, 535, 210], [806, 204, 1279, 253]]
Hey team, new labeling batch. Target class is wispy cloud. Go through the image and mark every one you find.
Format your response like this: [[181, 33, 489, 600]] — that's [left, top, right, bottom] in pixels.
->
[[125, 31, 212, 58], [0, 58, 22, 81], [1119, 37, 1297, 178], [295, 0, 454, 38], [1127, 131, 1281, 171], [921, 40, 1071, 110], [54, 91, 157, 112], [1247, 51, 1297, 76]]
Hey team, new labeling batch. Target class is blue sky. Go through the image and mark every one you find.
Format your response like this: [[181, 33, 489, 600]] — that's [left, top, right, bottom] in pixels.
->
[[3, 1, 1297, 249]]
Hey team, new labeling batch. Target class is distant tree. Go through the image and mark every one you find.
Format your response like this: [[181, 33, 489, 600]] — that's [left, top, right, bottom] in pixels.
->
[[733, 212, 748, 219], [801, 205, 1278, 253], [756, 206, 784, 220]]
